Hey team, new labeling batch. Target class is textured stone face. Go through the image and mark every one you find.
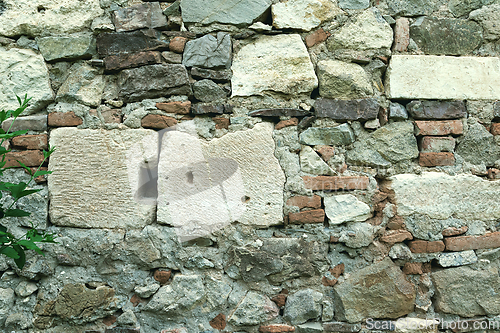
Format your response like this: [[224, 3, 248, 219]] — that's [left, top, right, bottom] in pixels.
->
[[299, 124, 355, 145], [406, 100, 467, 119], [56, 63, 104, 107], [0, 0, 104, 37], [37, 33, 96, 62], [229, 291, 279, 326], [386, 0, 440, 16], [182, 33, 232, 69], [112, 2, 167, 32], [387, 172, 500, 221], [48, 128, 157, 228], [314, 98, 379, 121], [470, 4, 500, 40], [334, 257, 416, 323], [317, 60, 373, 99], [283, 289, 323, 325], [456, 120, 500, 165], [386, 55, 500, 99], [324, 194, 371, 225], [272, 0, 343, 31], [231, 34, 318, 97], [97, 31, 169, 56], [0, 47, 54, 115]]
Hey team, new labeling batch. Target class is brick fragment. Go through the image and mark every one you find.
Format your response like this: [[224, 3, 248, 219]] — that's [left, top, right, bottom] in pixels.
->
[[271, 293, 287, 307], [104, 51, 161, 71], [213, 117, 229, 130], [4, 150, 44, 168], [275, 117, 298, 130], [444, 232, 500, 251], [141, 114, 177, 129], [153, 270, 171, 284], [372, 190, 388, 204], [330, 263, 344, 278], [387, 216, 405, 230], [393, 17, 410, 52], [315, 145, 335, 162], [156, 101, 191, 115], [286, 195, 322, 209], [488, 168, 500, 179], [11, 134, 48, 150], [48, 111, 83, 127], [420, 136, 455, 152], [103, 316, 117, 326], [305, 28, 330, 48], [322, 276, 338, 286], [259, 324, 295, 332], [380, 230, 413, 244], [408, 240, 445, 253], [288, 209, 325, 224], [329, 236, 339, 243], [402, 262, 423, 275], [209, 313, 226, 330], [101, 109, 122, 123], [442, 226, 468, 237], [414, 120, 463, 136], [130, 294, 144, 307], [491, 123, 500, 135], [169, 36, 188, 53], [302, 176, 369, 191], [419, 152, 455, 167]]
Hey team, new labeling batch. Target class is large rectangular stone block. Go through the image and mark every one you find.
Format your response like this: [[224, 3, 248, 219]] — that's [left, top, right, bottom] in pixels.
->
[[386, 55, 500, 100], [48, 128, 157, 228]]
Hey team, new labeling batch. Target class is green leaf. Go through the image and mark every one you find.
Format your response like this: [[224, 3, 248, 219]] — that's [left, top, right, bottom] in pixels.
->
[[0, 225, 7, 233], [34, 170, 51, 177], [17, 240, 43, 255], [4, 209, 31, 217], [17, 161, 32, 175], [12, 245, 25, 269], [0, 246, 20, 260], [43, 146, 56, 159]]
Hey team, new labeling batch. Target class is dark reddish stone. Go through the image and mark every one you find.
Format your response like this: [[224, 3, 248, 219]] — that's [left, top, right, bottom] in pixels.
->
[[48, 111, 83, 127], [11, 134, 48, 150], [414, 120, 464, 136], [419, 152, 455, 166], [97, 31, 168, 56], [209, 313, 226, 330], [288, 209, 325, 224], [393, 17, 410, 52], [314, 98, 379, 121], [305, 28, 330, 47], [154, 270, 171, 284], [275, 118, 298, 130], [407, 100, 467, 119]]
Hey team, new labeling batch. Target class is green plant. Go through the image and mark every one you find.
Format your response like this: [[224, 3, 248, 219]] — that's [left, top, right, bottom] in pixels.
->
[[0, 94, 57, 269]]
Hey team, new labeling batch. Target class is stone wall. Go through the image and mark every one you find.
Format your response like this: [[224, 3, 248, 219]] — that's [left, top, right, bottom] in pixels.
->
[[1, 0, 500, 332]]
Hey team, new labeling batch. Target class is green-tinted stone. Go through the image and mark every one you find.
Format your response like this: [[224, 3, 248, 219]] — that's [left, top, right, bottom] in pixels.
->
[[37, 33, 96, 62], [299, 124, 355, 145]]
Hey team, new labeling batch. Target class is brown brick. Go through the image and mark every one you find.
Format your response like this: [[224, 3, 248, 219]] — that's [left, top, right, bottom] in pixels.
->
[[101, 109, 122, 123], [213, 117, 229, 130], [420, 136, 455, 152], [372, 190, 388, 204], [329, 235, 340, 243], [380, 230, 413, 244], [11, 134, 48, 150], [271, 293, 287, 307], [408, 240, 445, 253], [442, 226, 468, 237], [322, 276, 338, 286], [286, 195, 322, 209], [4, 150, 44, 168], [444, 232, 500, 251], [153, 270, 171, 284], [259, 324, 295, 332], [141, 114, 177, 129], [104, 51, 162, 71], [393, 17, 410, 52], [305, 28, 330, 48], [275, 118, 298, 130], [288, 209, 325, 224], [315, 145, 335, 162], [387, 216, 405, 230], [422, 262, 432, 273], [130, 294, 145, 307], [330, 263, 344, 278], [488, 168, 500, 179], [419, 152, 455, 167], [209, 313, 226, 330], [156, 101, 191, 114], [48, 111, 83, 127], [402, 262, 423, 275], [302, 176, 369, 191], [491, 123, 500, 135], [414, 120, 463, 136], [169, 36, 188, 53], [102, 315, 117, 326]]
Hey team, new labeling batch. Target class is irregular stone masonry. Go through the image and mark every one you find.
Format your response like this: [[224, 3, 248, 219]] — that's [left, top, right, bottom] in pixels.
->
[[1, 0, 500, 332]]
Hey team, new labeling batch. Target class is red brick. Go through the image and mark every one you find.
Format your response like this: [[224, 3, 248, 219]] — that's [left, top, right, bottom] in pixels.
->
[[329, 236, 340, 243], [48, 111, 83, 127], [420, 136, 455, 152], [156, 101, 191, 114], [169, 37, 188, 53], [380, 230, 413, 244], [11, 134, 48, 150], [488, 168, 500, 179], [286, 195, 322, 209], [259, 324, 295, 332], [102, 315, 117, 326], [209, 313, 226, 330], [330, 263, 344, 278], [393, 17, 409, 52], [442, 226, 468, 237], [130, 294, 145, 307], [491, 123, 500, 135], [315, 145, 335, 162], [213, 117, 230, 130], [419, 152, 455, 167], [414, 120, 463, 136], [322, 276, 338, 286], [302, 176, 369, 191], [4, 150, 44, 168], [275, 118, 298, 130], [154, 270, 171, 284], [271, 293, 287, 307], [288, 209, 325, 224], [387, 216, 405, 230], [305, 28, 330, 48], [408, 240, 445, 253], [141, 114, 177, 129], [104, 51, 162, 71], [444, 232, 500, 251], [402, 262, 423, 275]]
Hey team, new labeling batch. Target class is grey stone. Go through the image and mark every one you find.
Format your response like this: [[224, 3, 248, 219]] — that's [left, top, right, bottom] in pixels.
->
[[56, 63, 105, 107], [0, 288, 15, 316], [338, 0, 370, 10], [91, 16, 115, 32], [389, 243, 413, 260], [339, 222, 376, 248], [298, 322, 324, 333], [112, 2, 167, 32], [389, 102, 408, 120], [16, 35, 38, 51], [283, 289, 323, 325], [299, 124, 355, 145], [437, 250, 478, 267], [1, 115, 47, 132], [191, 104, 225, 115], [317, 60, 373, 99], [334, 257, 416, 323], [14, 281, 38, 297], [386, 0, 441, 16], [118, 64, 191, 102], [181, 0, 272, 26], [97, 31, 169, 56], [457, 119, 500, 166], [48, 62, 72, 92], [323, 322, 361, 332], [322, 298, 335, 321], [163, 0, 181, 16], [193, 79, 227, 102], [191, 67, 232, 82], [272, 0, 343, 31], [37, 33, 96, 62], [49, 128, 157, 228], [314, 98, 379, 121], [134, 283, 160, 298], [449, 0, 493, 17], [470, 4, 500, 40], [231, 34, 318, 97], [250, 108, 311, 117], [116, 309, 138, 327], [184, 254, 215, 269], [406, 100, 467, 119], [5, 313, 31, 330], [300, 146, 334, 175], [410, 17, 482, 55], [229, 291, 279, 326], [161, 51, 182, 64], [0, 47, 54, 115], [432, 265, 500, 316], [404, 214, 444, 241], [182, 32, 231, 69], [324, 194, 371, 225], [346, 139, 392, 168], [371, 121, 419, 163]]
